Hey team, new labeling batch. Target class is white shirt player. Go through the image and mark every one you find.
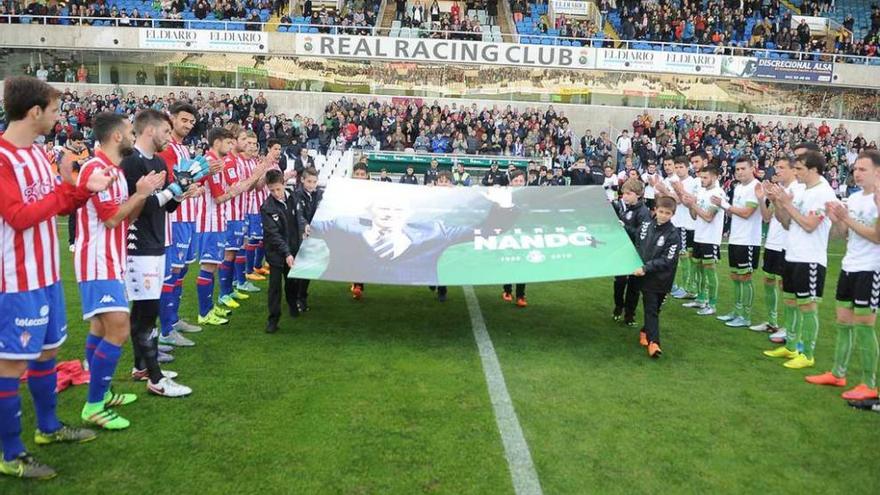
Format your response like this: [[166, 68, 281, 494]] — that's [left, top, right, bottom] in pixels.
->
[[785, 178, 838, 267], [729, 180, 763, 247], [765, 181, 805, 252], [694, 183, 725, 246], [841, 190, 880, 273], [679, 175, 701, 230]]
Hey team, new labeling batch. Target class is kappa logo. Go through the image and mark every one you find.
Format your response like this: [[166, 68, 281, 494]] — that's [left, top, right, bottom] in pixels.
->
[[100, 294, 116, 304]]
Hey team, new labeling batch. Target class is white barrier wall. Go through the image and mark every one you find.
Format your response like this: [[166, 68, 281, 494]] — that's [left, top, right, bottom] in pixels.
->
[[3, 82, 876, 143]]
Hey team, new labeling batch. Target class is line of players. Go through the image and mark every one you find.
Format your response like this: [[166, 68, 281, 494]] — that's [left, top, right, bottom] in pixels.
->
[[0, 76, 288, 480], [627, 145, 880, 406]]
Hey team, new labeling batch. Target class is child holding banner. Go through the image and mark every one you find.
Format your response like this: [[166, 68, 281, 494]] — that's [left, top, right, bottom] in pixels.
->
[[613, 179, 652, 326], [632, 196, 681, 358], [502, 170, 528, 308], [428, 171, 454, 302]]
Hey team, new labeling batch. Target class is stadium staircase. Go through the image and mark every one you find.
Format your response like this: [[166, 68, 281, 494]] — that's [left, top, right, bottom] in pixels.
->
[[378, 0, 396, 35], [496, 1, 517, 42], [314, 150, 355, 184], [603, 19, 621, 47]]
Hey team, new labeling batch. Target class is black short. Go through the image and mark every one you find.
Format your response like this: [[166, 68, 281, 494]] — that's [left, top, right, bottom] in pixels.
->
[[685, 229, 695, 250], [762, 249, 785, 276], [692, 242, 720, 261], [835, 270, 880, 310], [782, 261, 826, 300], [728, 244, 760, 272]]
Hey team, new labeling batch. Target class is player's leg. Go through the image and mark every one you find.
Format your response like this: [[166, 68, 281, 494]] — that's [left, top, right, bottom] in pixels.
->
[[784, 263, 826, 369], [697, 245, 719, 315], [719, 246, 741, 321], [171, 222, 201, 333], [197, 233, 228, 324], [740, 247, 758, 326], [643, 291, 663, 357], [82, 311, 135, 430], [751, 251, 780, 332], [502, 284, 513, 302], [842, 272, 880, 400], [158, 253, 192, 345]]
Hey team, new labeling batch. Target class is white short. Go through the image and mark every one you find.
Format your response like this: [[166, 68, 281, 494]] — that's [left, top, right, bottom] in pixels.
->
[[125, 255, 165, 301]]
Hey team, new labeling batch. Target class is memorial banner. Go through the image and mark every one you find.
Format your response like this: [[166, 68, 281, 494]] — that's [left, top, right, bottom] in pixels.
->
[[293, 33, 596, 70], [291, 179, 644, 285], [139, 28, 268, 53]]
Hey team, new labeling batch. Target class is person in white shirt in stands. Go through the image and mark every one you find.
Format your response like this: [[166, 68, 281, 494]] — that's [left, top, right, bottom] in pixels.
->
[[641, 160, 659, 210], [806, 150, 880, 403], [763, 150, 839, 369], [714, 157, 763, 329], [676, 164, 725, 316], [615, 130, 632, 172], [750, 157, 805, 343]]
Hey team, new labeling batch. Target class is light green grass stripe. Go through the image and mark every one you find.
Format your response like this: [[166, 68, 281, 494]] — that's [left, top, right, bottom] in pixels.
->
[[463, 285, 543, 495]]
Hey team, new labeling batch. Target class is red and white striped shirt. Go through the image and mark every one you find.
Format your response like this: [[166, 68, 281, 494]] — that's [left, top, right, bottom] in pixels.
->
[[159, 139, 197, 223], [240, 157, 257, 216], [195, 151, 228, 233], [0, 137, 89, 293], [226, 154, 246, 222], [74, 151, 129, 282], [251, 157, 275, 215]]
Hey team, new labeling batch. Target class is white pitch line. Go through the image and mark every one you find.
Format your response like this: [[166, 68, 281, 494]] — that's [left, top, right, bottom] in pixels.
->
[[463, 286, 543, 495]]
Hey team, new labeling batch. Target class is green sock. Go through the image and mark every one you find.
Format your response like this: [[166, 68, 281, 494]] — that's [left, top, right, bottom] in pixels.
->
[[689, 256, 701, 295], [800, 308, 820, 360], [855, 323, 879, 388], [831, 322, 854, 378], [732, 279, 743, 316], [764, 280, 778, 327], [705, 263, 719, 307], [676, 253, 689, 289], [695, 263, 706, 303], [742, 278, 754, 322], [784, 299, 800, 352]]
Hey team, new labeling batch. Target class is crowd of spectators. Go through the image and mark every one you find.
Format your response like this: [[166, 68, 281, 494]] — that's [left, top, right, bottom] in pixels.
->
[[280, 0, 380, 34], [392, 0, 498, 40], [0, 87, 874, 197], [606, 0, 880, 62]]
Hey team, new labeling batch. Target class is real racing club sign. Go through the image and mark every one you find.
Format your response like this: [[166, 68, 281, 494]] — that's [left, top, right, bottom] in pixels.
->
[[294, 33, 595, 70]]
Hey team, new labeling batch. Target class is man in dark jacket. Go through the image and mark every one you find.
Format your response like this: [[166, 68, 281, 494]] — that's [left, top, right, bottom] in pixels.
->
[[481, 162, 508, 186], [399, 165, 419, 184], [260, 169, 301, 333], [632, 196, 681, 358], [293, 167, 323, 312], [613, 179, 652, 325]]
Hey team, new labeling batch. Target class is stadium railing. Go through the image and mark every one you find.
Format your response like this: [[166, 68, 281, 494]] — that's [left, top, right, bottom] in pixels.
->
[[2, 14, 879, 66]]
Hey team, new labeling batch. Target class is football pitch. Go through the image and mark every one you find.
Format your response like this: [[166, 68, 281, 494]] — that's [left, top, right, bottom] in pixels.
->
[[4, 238, 879, 494]]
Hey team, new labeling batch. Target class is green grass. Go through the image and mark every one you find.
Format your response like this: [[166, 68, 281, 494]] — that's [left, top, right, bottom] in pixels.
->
[[4, 238, 880, 494]]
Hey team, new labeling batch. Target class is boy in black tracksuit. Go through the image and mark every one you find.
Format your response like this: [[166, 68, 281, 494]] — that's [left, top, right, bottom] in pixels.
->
[[294, 167, 323, 312], [261, 169, 302, 333], [632, 196, 681, 358], [613, 179, 652, 325]]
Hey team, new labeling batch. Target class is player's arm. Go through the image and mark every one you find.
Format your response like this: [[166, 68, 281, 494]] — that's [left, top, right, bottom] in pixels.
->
[[689, 196, 719, 223], [0, 160, 100, 230], [777, 193, 825, 233], [100, 163, 165, 227], [828, 202, 880, 243]]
